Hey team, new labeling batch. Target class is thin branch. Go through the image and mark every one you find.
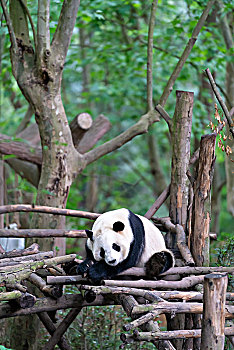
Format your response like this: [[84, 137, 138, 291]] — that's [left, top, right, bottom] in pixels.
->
[[147, 0, 158, 111], [144, 185, 170, 219], [18, 0, 37, 52], [51, 0, 80, 62], [0, 0, 18, 52], [155, 104, 172, 133], [159, 0, 215, 107], [37, 0, 50, 63], [205, 68, 234, 137]]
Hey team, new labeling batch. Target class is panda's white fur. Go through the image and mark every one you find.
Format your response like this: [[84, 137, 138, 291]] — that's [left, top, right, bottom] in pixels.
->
[[77, 208, 174, 283], [88, 208, 168, 267]]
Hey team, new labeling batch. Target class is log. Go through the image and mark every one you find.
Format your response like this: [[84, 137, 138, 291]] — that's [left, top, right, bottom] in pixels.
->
[[80, 285, 164, 303], [0, 243, 40, 259], [0, 229, 87, 238], [6, 283, 27, 293], [0, 290, 22, 301], [38, 312, 71, 350], [159, 265, 234, 276], [103, 275, 206, 289], [17, 292, 37, 309], [28, 273, 63, 299], [123, 311, 157, 331], [117, 294, 175, 350], [0, 133, 42, 164], [0, 204, 100, 220], [77, 114, 111, 154], [191, 133, 216, 266], [70, 112, 93, 148], [42, 308, 83, 350], [79, 285, 234, 302], [131, 302, 233, 319], [0, 254, 76, 284], [201, 273, 228, 349], [133, 327, 234, 341], [0, 251, 54, 267], [47, 275, 87, 285], [0, 294, 116, 319]]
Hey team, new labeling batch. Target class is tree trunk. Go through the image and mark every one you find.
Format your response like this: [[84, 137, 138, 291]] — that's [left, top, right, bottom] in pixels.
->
[[167, 90, 193, 350]]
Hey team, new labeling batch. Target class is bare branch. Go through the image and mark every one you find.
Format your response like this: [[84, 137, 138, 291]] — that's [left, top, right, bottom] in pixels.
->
[[144, 185, 170, 219], [147, 0, 158, 111], [84, 110, 159, 166], [205, 68, 234, 137], [0, 0, 17, 52], [159, 0, 215, 107], [155, 104, 172, 133], [51, 0, 80, 62]]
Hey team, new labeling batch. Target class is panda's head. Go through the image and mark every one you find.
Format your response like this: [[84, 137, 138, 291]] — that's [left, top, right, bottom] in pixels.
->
[[86, 209, 133, 266]]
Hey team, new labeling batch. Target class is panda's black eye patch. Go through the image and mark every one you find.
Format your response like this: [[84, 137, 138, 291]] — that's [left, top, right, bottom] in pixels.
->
[[100, 247, 105, 258], [113, 221, 125, 232], [112, 243, 121, 252]]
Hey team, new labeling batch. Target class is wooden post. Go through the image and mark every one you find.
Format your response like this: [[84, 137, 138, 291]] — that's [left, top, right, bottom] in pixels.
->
[[169, 90, 193, 229], [201, 273, 228, 350], [167, 90, 194, 350], [191, 133, 216, 266]]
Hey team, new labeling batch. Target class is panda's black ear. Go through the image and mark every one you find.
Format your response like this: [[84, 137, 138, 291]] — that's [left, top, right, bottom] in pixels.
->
[[113, 221, 125, 232], [85, 230, 94, 241]]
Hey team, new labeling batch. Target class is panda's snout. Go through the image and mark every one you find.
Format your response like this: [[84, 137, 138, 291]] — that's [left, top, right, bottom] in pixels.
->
[[108, 259, 116, 265]]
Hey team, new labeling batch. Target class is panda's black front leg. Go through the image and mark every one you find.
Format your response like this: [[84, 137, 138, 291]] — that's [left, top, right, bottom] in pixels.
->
[[87, 261, 117, 284], [87, 260, 129, 284], [76, 244, 95, 276]]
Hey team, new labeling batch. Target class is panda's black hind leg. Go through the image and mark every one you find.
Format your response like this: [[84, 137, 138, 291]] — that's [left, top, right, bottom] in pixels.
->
[[145, 251, 174, 278]]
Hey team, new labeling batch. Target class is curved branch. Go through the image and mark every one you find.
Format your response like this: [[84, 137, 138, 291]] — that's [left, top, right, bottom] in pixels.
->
[[159, 0, 215, 107], [83, 110, 160, 166], [0, 0, 17, 52]]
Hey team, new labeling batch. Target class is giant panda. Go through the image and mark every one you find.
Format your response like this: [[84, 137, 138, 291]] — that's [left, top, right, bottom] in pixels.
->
[[77, 208, 174, 283]]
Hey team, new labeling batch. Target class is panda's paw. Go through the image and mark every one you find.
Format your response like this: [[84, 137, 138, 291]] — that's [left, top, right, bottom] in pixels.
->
[[87, 265, 105, 285], [76, 262, 91, 276]]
